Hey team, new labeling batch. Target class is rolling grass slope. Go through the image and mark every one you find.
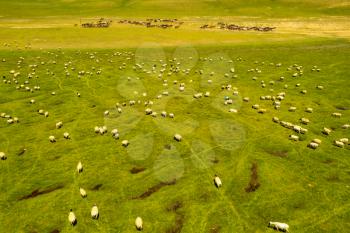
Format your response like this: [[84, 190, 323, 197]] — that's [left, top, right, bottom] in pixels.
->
[[0, 0, 350, 18], [0, 39, 349, 232]]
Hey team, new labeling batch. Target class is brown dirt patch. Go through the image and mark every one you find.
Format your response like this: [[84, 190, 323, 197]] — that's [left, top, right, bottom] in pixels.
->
[[245, 162, 260, 192], [18, 184, 64, 200], [91, 184, 103, 190], [130, 167, 146, 174], [132, 179, 176, 199]]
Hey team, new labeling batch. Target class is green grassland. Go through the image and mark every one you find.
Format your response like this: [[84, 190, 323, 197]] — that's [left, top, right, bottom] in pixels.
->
[[0, 39, 349, 233], [0, 0, 350, 233], [0, 0, 350, 18]]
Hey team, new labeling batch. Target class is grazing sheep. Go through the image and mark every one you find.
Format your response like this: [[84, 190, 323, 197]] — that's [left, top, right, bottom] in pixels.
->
[[229, 108, 238, 113], [204, 92, 210, 97], [268, 222, 289, 232], [339, 138, 349, 144], [77, 161, 83, 173], [100, 126, 107, 135], [252, 104, 260, 110], [272, 117, 279, 123], [0, 152, 7, 160], [289, 135, 299, 141], [300, 90, 307, 94], [214, 175, 222, 188], [243, 97, 250, 102], [79, 187, 87, 198], [289, 107, 296, 112], [94, 126, 100, 133], [312, 139, 322, 145], [44, 112, 49, 117], [316, 85, 324, 90], [135, 217, 143, 231], [7, 119, 14, 124], [305, 108, 313, 113], [63, 132, 70, 139], [56, 122, 63, 129], [174, 134, 182, 142], [258, 108, 267, 114], [169, 113, 174, 118], [323, 127, 332, 135], [300, 128, 308, 134], [342, 124, 350, 129], [30, 99, 35, 104], [49, 136, 56, 143], [332, 112, 342, 118], [38, 109, 44, 115], [68, 209, 77, 226], [145, 108, 152, 115], [193, 93, 203, 99], [122, 140, 129, 147], [334, 140, 345, 148], [161, 111, 167, 117], [300, 118, 310, 125], [91, 204, 99, 219], [117, 107, 122, 113], [308, 142, 319, 149], [104, 110, 109, 116], [77, 92, 81, 97], [111, 129, 118, 135]]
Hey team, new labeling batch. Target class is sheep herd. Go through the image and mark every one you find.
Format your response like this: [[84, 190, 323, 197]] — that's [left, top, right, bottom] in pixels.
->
[[1, 47, 349, 232]]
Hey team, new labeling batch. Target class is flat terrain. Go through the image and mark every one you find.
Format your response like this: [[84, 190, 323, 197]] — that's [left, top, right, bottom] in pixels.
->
[[0, 1, 349, 233]]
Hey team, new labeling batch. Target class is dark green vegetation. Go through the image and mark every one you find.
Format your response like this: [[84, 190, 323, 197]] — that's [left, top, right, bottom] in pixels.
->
[[0, 39, 349, 232], [0, 0, 350, 18]]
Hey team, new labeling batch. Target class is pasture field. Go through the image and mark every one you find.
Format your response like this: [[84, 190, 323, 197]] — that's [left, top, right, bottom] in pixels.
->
[[0, 0, 350, 233], [0, 39, 349, 233]]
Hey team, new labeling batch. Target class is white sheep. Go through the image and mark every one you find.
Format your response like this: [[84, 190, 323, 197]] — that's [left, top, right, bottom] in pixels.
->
[[77, 161, 83, 173], [243, 97, 250, 102], [312, 139, 322, 145], [323, 127, 332, 135], [268, 222, 289, 232], [63, 132, 70, 139], [289, 135, 299, 141], [7, 119, 14, 124], [135, 217, 143, 231], [68, 209, 77, 226], [91, 204, 99, 219], [0, 152, 7, 160], [258, 108, 267, 114], [229, 109, 238, 113], [300, 118, 310, 125], [334, 140, 345, 148], [332, 112, 342, 118], [341, 124, 349, 129], [79, 187, 87, 198], [122, 140, 129, 147], [104, 110, 109, 116], [252, 104, 259, 110], [339, 138, 349, 144], [272, 117, 279, 123], [169, 113, 174, 118], [305, 108, 313, 113], [214, 175, 222, 188], [94, 126, 100, 133], [289, 107, 297, 112], [161, 111, 167, 117], [44, 112, 49, 117], [145, 108, 152, 115], [173, 134, 182, 141], [49, 136, 56, 143], [308, 142, 319, 149], [56, 121, 63, 129]]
